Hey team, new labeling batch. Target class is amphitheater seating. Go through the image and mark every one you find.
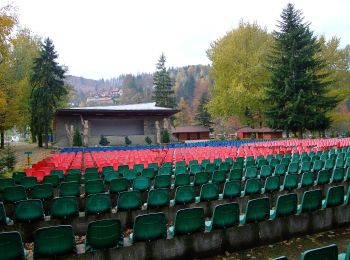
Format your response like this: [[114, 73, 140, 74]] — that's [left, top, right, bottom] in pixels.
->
[[3, 185, 27, 203], [297, 189, 322, 214], [170, 185, 195, 205], [0, 231, 25, 260], [145, 188, 169, 209], [131, 212, 167, 242], [322, 185, 344, 208], [13, 199, 45, 223], [168, 207, 205, 236], [240, 197, 270, 224], [0, 178, 15, 192], [12, 172, 26, 185], [31, 183, 54, 201], [117, 190, 142, 211], [300, 244, 338, 260], [59, 181, 80, 197], [205, 202, 239, 231], [85, 193, 111, 215], [270, 193, 297, 219], [50, 196, 79, 219]]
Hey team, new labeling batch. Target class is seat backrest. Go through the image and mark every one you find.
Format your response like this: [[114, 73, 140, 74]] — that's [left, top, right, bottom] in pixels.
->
[[200, 183, 219, 201], [300, 172, 315, 187], [212, 202, 239, 229], [274, 164, 286, 176], [264, 176, 280, 193], [260, 165, 272, 178], [132, 176, 150, 191], [269, 158, 280, 167], [175, 166, 187, 175], [205, 163, 216, 173], [31, 183, 54, 200], [103, 171, 118, 183], [147, 188, 169, 208], [174, 174, 190, 187], [67, 168, 81, 175], [324, 159, 335, 170], [133, 212, 167, 242], [223, 180, 241, 198], [212, 170, 226, 183], [102, 166, 114, 175], [244, 178, 262, 195], [331, 168, 344, 183], [3, 185, 27, 203], [85, 171, 100, 182], [86, 167, 99, 174], [324, 185, 344, 208], [315, 169, 330, 185], [0, 231, 25, 260], [174, 207, 205, 236], [275, 193, 297, 217], [219, 162, 231, 172], [142, 168, 156, 179], [229, 168, 243, 181], [59, 181, 80, 197], [300, 161, 312, 173], [14, 199, 44, 223], [244, 197, 270, 223], [51, 196, 79, 219], [65, 173, 81, 183], [193, 172, 209, 186], [124, 169, 138, 181], [175, 161, 186, 168], [159, 166, 172, 175], [85, 179, 105, 195], [283, 174, 298, 190], [20, 176, 38, 190], [12, 172, 26, 185], [154, 175, 171, 189], [85, 193, 111, 215], [34, 225, 76, 258], [174, 185, 195, 205], [43, 175, 60, 187], [300, 189, 322, 213], [245, 167, 258, 179], [190, 164, 202, 175], [117, 190, 142, 211], [0, 202, 7, 224], [86, 219, 123, 252], [300, 244, 338, 260], [287, 162, 299, 174], [109, 178, 128, 193], [50, 169, 64, 180]]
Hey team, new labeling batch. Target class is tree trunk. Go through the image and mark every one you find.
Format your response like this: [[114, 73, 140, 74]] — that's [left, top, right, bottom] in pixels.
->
[[286, 130, 289, 138], [0, 129, 4, 149], [38, 132, 43, 147], [31, 129, 37, 143], [299, 128, 303, 139], [44, 127, 49, 149]]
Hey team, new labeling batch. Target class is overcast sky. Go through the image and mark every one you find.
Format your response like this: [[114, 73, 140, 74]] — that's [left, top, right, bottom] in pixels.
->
[[8, 0, 350, 80]]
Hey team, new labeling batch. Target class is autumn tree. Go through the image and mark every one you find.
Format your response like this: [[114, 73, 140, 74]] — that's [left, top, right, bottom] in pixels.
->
[[152, 53, 176, 108], [265, 3, 339, 137], [30, 38, 67, 148], [195, 92, 213, 128], [207, 21, 272, 127], [175, 97, 192, 126]]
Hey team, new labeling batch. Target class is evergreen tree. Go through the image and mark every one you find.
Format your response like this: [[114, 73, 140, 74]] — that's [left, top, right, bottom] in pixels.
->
[[152, 53, 176, 108], [265, 3, 339, 137], [30, 38, 67, 148], [195, 92, 213, 128]]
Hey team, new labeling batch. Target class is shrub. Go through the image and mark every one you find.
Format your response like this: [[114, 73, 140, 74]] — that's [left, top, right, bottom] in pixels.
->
[[72, 128, 82, 147], [0, 143, 16, 173], [99, 135, 110, 146], [161, 129, 170, 144], [125, 136, 132, 146], [145, 136, 152, 145]]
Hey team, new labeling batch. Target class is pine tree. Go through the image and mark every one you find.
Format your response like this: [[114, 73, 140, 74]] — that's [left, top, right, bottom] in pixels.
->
[[152, 53, 176, 108], [195, 92, 213, 128], [30, 38, 67, 148], [265, 3, 338, 137]]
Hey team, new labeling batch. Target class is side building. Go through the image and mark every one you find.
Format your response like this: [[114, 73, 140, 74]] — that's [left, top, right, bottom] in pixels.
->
[[54, 103, 178, 147]]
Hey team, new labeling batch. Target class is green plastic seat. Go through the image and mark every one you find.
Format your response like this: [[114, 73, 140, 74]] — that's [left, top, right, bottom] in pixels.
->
[[315, 169, 330, 185], [132, 176, 150, 192], [322, 185, 344, 208], [85, 193, 111, 215], [117, 190, 142, 211], [345, 158, 350, 169], [146, 188, 169, 208], [0, 178, 15, 192], [345, 168, 350, 181], [232, 161, 244, 170], [174, 166, 187, 175], [12, 172, 26, 185], [205, 202, 239, 231], [280, 158, 290, 166], [335, 158, 344, 168], [228, 168, 243, 181], [331, 168, 344, 183], [85, 179, 104, 195], [133, 164, 144, 174], [85, 167, 98, 174], [85, 171, 100, 182], [85, 219, 123, 252], [109, 178, 128, 193], [269, 158, 280, 168], [297, 189, 322, 214], [148, 163, 159, 172], [190, 164, 202, 175], [104, 171, 118, 183], [65, 173, 81, 183], [175, 161, 186, 168], [59, 181, 80, 197], [159, 166, 172, 175], [212, 170, 226, 184], [193, 171, 209, 186], [287, 162, 299, 174], [244, 167, 258, 179], [0, 231, 25, 260], [51, 196, 79, 219], [132, 213, 167, 242], [31, 183, 54, 200], [174, 174, 190, 187], [205, 163, 216, 173], [3, 186, 27, 203], [213, 158, 222, 167], [50, 169, 64, 180], [338, 242, 350, 260], [197, 183, 219, 202], [311, 156, 320, 162], [300, 161, 312, 173], [154, 175, 171, 189], [142, 168, 156, 179], [43, 174, 60, 188], [34, 225, 76, 258], [14, 199, 44, 223], [281, 174, 298, 191], [171, 185, 195, 206], [221, 180, 241, 199], [274, 164, 286, 176], [219, 162, 231, 172], [257, 159, 268, 169], [312, 160, 324, 172], [235, 157, 244, 163], [67, 168, 81, 175], [262, 176, 280, 193], [224, 157, 233, 165], [188, 160, 198, 169], [324, 159, 335, 170], [0, 202, 9, 224], [102, 166, 114, 175], [20, 176, 38, 190], [240, 197, 270, 224], [162, 162, 173, 168], [298, 172, 315, 188], [260, 165, 273, 178], [270, 193, 297, 219], [300, 244, 338, 260], [201, 159, 210, 168], [241, 178, 262, 196], [169, 207, 205, 236], [246, 160, 256, 168], [124, 170, 138, 181], [117, 165, 129, 176]]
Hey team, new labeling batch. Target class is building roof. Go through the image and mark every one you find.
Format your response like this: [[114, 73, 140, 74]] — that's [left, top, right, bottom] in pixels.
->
[[172, 126, 210, 133], [56, 102, 179, 117], [235, 126, 282, 133]]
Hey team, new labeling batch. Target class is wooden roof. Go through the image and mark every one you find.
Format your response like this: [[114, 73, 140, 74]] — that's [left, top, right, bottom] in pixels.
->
[[172, 126, 210, 133]]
